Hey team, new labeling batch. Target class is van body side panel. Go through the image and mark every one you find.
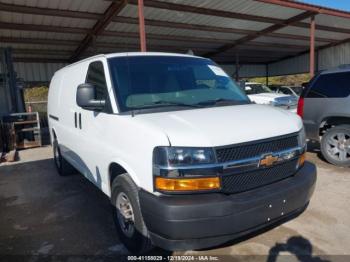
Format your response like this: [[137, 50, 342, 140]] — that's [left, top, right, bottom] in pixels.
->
[[56, 64, 88, 173], [48, 71, 64, 143]]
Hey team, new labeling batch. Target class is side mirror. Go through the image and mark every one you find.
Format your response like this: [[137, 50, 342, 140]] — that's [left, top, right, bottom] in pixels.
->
[[245, 86, 252, 91], [76, 83, 105, 110]]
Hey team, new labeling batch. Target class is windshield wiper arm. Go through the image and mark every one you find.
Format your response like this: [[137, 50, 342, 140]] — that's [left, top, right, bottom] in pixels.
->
[[196, 98, 248, 106], [137, 100, 202, 109]]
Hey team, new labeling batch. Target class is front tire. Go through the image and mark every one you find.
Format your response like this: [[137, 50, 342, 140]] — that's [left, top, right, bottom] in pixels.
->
[[53, 139, 76, 176], [111, 174, 154, 254], [321, 125, 350, 167]]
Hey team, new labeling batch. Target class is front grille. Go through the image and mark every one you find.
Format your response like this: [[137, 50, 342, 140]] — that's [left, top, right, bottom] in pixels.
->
[[221, 159, 298, 194], [215, 133, 299, 163]]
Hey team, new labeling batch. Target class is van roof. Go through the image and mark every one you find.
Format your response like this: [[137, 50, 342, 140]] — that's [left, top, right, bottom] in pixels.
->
[[61, 52, 204, 69]]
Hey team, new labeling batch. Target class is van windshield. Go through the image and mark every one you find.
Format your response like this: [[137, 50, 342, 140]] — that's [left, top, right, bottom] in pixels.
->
[[108, 55, 250, 112]]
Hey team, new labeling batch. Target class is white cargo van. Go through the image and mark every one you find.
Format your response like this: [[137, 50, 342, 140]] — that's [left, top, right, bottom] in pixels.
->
[[48, 52, 316, 253]]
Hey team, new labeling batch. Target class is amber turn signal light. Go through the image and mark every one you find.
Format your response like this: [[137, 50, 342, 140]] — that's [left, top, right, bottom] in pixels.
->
[[298, 153, 306, 167], [155, 177, 220, 191]]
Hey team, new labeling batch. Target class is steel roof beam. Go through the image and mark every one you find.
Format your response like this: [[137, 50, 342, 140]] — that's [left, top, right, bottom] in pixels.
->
[[70, 0, 128, 61], [1, 21, 335, 47], [205, 11, 317, 57], [0, 36, 310, 55], [0, 35, 310, 50], [0, 36, 216, 51]]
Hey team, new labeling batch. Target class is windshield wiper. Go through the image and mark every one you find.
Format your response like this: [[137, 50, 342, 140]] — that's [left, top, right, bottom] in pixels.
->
[[196, 98, 249, 106], [135, 100, 202, 109]]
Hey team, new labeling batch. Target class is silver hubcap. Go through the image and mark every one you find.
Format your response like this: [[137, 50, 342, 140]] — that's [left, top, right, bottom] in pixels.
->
[[326, 132, 350, 162], [116, 192, 135, 238]]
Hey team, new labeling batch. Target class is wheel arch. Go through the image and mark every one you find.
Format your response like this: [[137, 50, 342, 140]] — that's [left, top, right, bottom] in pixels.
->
[[108, 160, 140, 196], [319, 116, 350, 136], [51, 128, 58, 144]]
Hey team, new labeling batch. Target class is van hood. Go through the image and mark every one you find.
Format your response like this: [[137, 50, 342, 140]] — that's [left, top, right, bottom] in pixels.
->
[[133, 104, 302, 147]]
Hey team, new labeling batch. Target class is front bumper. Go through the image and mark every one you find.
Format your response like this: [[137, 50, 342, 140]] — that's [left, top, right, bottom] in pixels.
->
[[139, 161, 317, 251]]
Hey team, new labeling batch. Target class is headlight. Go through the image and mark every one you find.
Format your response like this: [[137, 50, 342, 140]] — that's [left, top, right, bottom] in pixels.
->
[[153, 147, 220, 193], [153, 147, 216, 167]]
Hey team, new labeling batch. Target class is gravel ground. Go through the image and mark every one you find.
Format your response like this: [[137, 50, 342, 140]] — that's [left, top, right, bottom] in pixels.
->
[[0, 144, 349, 261]]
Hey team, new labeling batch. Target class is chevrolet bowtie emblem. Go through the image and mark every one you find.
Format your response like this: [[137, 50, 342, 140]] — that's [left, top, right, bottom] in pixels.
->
[[259, 154, 279, 167]]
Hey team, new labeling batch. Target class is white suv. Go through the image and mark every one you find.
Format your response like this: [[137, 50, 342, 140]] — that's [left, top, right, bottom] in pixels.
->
[[48, 52, 316, 253]]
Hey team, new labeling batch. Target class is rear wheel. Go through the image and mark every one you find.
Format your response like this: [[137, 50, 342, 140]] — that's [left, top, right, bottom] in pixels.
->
[[321, 125, 350, 167], [53, 139, 76, 176], [111, 174, 154, 254]]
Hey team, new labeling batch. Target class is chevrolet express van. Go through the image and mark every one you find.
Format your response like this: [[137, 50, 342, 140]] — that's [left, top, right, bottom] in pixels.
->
[[48, 53, 316, 253]]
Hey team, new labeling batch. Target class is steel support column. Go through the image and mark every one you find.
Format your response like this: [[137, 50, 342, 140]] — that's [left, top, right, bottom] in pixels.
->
[[310, 16, 315, 77], [138, 0, 147, 52]]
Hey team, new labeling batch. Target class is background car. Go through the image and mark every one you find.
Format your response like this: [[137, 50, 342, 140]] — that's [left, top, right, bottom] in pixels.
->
[[270, 85, 303, 97], [244, 82, 298, 112], [298, 66, 350, 166]]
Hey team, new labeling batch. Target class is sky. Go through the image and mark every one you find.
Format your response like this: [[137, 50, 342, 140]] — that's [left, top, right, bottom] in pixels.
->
[[300, 0, 350, 11]]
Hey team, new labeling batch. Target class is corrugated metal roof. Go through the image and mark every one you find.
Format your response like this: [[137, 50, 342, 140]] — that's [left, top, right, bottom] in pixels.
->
[[119, 4, 273, 31], [303, 14, 350, 30], [1, 0, 109, 14], [0, 10, 95, 28], [107, 22, 244, 41], [159, 0, 303, 20], [0, 0, 350, 80]]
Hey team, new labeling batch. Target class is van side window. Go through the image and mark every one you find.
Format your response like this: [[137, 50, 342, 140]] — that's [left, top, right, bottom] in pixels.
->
[[86, 61, 108, 100], [306, 72, 350, 98]]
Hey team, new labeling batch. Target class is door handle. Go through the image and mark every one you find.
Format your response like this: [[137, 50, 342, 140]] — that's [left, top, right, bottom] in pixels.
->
[[79, 113, 82, 129], [74, 112, 77, 128]]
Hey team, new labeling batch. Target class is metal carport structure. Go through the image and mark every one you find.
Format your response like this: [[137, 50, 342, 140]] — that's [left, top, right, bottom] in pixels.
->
[[1, 0, 350, 83]]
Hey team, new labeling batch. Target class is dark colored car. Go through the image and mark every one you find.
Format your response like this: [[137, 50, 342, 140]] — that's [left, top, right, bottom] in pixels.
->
[[298, 67, 350, 166]]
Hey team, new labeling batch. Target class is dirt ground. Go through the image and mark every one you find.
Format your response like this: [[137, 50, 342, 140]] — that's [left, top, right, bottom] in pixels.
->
[[0, 143, 349, 261]]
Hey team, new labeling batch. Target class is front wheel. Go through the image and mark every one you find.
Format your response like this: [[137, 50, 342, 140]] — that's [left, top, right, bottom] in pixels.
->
[[53, 139, 76, 176], [321, 125, 350, 167], [111, 174, 154, 254]]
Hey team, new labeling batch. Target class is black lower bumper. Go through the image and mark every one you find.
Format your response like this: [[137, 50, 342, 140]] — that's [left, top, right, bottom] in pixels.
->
[[139, 161, 317, 251]]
